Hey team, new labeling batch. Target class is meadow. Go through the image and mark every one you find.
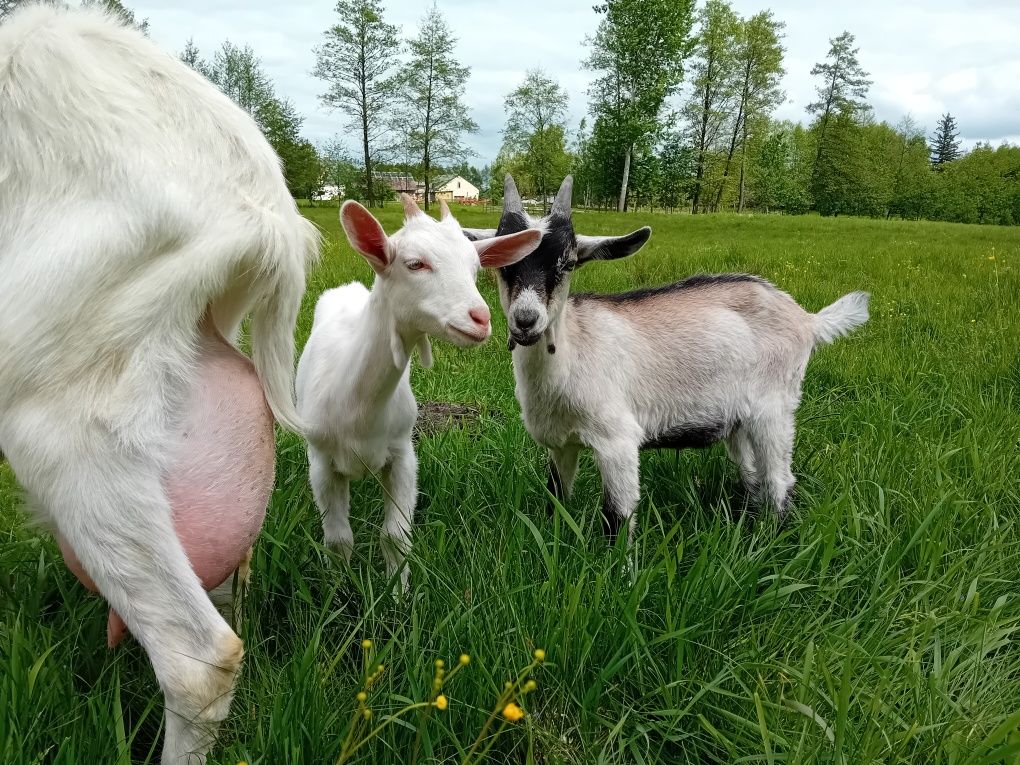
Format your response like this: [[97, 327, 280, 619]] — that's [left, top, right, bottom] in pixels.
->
[[2, 207, 1018, 764]]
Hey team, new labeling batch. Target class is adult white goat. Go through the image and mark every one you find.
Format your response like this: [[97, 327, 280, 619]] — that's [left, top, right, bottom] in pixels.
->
[[297, 196, 541, 589], [0, 6, 316, 763], [465, 175, 869, 545]]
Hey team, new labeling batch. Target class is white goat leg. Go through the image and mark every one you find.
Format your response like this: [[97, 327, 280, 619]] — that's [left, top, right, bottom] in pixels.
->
[[593, 439, 641, 546], [380, 444, 417, 592], [725, 427, 761, 501], [547, 444, 581, 509], [747, 414, 797, 516], [309, 448, 353, 562], [4, 417, 241, 765]]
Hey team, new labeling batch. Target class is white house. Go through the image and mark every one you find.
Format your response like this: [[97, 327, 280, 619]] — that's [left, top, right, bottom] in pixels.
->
[[430, 174, 479, 202]]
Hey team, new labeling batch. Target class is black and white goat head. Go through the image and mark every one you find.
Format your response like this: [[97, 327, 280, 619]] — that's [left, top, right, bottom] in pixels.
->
[[464, 174, 650, 351]]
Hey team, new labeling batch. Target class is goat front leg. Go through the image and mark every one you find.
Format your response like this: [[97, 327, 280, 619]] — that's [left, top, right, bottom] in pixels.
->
[[546, 444, 581, 514], [308, 447, 353, 561], [592, 438, 640, 547], [380, 442, 417, 592], [7, 416, 242, 765]]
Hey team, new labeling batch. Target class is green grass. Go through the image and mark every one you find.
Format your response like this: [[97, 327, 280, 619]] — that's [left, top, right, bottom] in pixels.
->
[[2, 207, 1019, 764]]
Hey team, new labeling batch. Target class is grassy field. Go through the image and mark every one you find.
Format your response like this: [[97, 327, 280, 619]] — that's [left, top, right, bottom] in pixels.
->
[[2, 207, 1019, 764]]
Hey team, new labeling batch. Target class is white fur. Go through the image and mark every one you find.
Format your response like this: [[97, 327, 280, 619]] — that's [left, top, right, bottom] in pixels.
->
[[297, 200, 538, 590], [0, 6, 316, 763]]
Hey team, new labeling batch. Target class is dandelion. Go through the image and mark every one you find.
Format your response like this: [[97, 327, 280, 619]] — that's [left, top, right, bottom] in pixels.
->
[[361, 639, 373, 650], [459, 654, 470, 666], [435, 695, 448, 711], [533, 648, 545, 662], [502, 702, 525, 722]]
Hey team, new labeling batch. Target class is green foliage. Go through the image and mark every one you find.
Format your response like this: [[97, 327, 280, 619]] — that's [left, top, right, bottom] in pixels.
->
[[393, 3, 477, 210], [0, 0, 148, 31], [499, 70, 571, 207], [3, 210, 1020, 763], [586, 0, 696, 210], [314, 0, 400, 206]]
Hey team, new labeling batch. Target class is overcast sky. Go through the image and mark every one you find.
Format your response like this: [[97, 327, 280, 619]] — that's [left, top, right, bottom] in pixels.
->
[[134, 0, 1020, 163]]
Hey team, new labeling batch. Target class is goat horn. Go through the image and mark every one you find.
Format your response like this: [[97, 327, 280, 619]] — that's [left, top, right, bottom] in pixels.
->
[[400, 193, 422, 220], [552, 175, 573, 217], [502, 174, 524, 215]]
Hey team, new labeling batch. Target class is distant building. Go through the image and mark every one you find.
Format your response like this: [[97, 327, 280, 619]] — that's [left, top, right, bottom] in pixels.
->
[[429, 174, 480, 203], [375, 171, 419, 197], [314, 184, 343, 201]]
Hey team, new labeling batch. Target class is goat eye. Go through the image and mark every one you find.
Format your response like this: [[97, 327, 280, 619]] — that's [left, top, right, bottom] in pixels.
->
[[406, 260, 429, 271]]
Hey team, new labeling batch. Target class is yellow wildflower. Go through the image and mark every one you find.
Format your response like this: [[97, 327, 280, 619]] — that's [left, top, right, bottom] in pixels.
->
[[361, 639, 373, 650], [356, 692, 367, 703], [533, 649, 545, 662], [502, 702, 525, 722], [459, 653, 470, 666], [435, 694, 448, 711]]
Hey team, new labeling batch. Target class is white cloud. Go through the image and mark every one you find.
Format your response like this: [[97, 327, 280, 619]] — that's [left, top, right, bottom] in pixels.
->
[[134, 0, 1020, 160]]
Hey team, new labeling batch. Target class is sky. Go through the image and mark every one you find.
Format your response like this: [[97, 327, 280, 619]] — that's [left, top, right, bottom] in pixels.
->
[[134, 0, 1020, 163]]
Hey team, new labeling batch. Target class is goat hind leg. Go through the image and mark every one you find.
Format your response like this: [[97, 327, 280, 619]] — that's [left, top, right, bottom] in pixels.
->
[[5, 416, 242, 765], [747, 415, 796, 518]]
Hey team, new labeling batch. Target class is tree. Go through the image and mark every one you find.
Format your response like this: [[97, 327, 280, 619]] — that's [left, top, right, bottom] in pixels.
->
[[585, 0, 696, 211], [1, 0, 148, 30], [202, 41, 276, 121], [930, 113, 962, 169], [727, 11, 785, 212], [314, 0, 400, 207], [808, 32, 870, 203], [180, 38, 205, 71], [319, 137, 359, 200], [393, 4, 476, 210], [500, 70, 569, 210], [683, 0, 740, 213]]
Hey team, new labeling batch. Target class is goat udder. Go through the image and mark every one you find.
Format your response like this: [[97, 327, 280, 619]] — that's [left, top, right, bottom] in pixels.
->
[[58, 329, 276, 647]]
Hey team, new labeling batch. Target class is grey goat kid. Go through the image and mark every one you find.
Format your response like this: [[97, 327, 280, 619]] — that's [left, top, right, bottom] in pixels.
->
[[464, 175, 870, 546]]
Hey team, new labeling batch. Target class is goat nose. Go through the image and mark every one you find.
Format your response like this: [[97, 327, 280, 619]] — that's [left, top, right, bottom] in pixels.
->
[[469, 305, 490, 328], [515, 310, 538, 331]]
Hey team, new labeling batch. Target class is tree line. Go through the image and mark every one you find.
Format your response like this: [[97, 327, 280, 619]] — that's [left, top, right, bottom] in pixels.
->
[[4, 0, 1017, 225]]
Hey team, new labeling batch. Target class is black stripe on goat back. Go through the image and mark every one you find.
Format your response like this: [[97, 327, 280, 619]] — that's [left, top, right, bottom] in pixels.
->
[[641, 423, 727, 451], [573, 273, 771, 305]]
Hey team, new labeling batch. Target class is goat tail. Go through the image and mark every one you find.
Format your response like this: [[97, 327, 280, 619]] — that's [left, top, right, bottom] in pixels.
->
[[811, 291, 870, 347], [250, 215, 320, 435]]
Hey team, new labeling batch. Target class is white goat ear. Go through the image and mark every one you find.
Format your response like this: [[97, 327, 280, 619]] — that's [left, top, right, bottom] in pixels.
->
[[474, 228, 542, 269], [576, 227, 652, 265], [416, 336, 433, 369], [461, 228, 497, 241], [340, 200, 390, 273]]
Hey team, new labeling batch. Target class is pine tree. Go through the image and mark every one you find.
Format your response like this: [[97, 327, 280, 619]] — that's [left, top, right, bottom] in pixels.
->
[[929, 113, 962, 169]]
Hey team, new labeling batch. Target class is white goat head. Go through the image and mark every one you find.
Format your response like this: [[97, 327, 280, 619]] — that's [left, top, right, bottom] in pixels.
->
[[464, 175, 651, 348], [340, 193, 542, 348]]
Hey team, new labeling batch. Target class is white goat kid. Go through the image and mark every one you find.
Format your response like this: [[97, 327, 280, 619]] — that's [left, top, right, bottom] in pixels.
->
[[466, 175, 870, 547], [0, 7, 316, 764], [297, 196, 540, 589]]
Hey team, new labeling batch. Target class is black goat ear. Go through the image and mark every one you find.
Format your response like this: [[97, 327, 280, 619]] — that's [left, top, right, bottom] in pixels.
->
[[461, 228, 497, 241], [576, 227, 652, 264]]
